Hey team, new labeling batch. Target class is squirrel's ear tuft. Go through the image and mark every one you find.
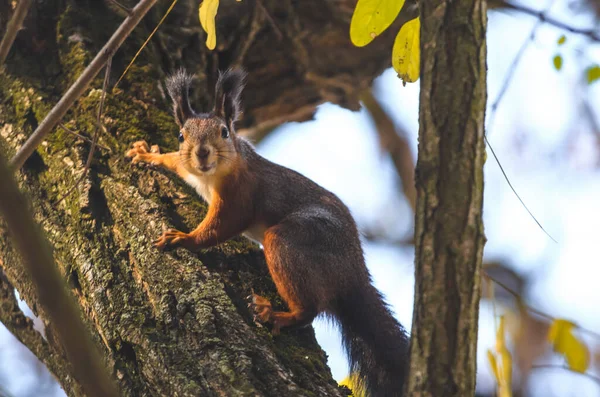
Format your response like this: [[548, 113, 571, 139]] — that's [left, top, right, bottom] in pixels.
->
[[166, 69, 195, 128], [214, 68, 246, 127]]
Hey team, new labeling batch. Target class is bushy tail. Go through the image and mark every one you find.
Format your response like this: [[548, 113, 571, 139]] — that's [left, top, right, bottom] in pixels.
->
[[335, 285, 409, 397]]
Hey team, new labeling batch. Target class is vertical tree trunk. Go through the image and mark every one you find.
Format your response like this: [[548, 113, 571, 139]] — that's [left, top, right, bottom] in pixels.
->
[[407, 0, 487, 395]]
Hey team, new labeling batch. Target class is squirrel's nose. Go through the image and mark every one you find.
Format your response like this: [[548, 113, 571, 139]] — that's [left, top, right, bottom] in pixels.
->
[[197, 146, 210, 160]]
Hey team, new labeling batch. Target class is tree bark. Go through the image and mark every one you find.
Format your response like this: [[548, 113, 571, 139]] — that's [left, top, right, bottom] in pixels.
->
[[407, 0, 487, 396], [0, 0, 408, 395]]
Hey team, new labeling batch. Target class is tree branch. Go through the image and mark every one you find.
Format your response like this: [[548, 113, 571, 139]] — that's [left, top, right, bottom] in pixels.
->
[[0, 0, 32, 67], [484, 272, 600, 340], [499, 0, 600, 42], [0, 267, 81, 395], [360, 89, 416, 213], [9, 0, 157, 171], [0, 268, 47, 356], [58, 123, 111, 152], [56, 58, 112, 205], [0, 152, 117, 396]]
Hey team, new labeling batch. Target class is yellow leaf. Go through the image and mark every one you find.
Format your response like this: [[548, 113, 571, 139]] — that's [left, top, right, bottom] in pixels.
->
[[498, 386, 512, 397], [498, 346, 512, 385], [553, 54, 563, 71], [487, 349, 499, 382], [339, 373, 366, 397], [489, 316, 513, 397], [350, 0, 405, 47], [496, 315, 507, 351], [547, 319, 590, 373], [392, 17, 420, 84], [199, 0, 219, 50]]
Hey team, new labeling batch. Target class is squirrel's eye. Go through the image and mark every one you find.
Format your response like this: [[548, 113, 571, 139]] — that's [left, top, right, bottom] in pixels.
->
[[221, 126, 229, 139], [178, 133, 184, 143]]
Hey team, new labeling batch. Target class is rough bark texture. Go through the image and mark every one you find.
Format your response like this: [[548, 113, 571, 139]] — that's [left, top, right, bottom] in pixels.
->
[[407, 0, 487, 396], [0, 0, 406, 395]]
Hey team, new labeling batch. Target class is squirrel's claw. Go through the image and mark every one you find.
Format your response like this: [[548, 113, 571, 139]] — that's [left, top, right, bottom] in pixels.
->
[[126, 140, 161, 165], [248, 293, 273, 324], [154, 228, 189, 251]]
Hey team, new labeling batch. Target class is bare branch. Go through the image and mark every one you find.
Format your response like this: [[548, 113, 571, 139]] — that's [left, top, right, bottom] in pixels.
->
[[256, 0, 284, 40], [106, 0, 132, 15], [485, 0, 558, 244], [360, 89, 416, 213], [113, 0, 178, 89], [499, 0, 600, 42], [9, 0, 157, 171], [58, 123, 111, 152], [0, 268, 82, 394], [0, 268, 47, 354], [0, 152, 117, 397], [487, 0, 557, 136], [0, 0, 32, 67], [484, 135, 558, 243], [56, 58, 112, 205], [484, 272, 600, 340]]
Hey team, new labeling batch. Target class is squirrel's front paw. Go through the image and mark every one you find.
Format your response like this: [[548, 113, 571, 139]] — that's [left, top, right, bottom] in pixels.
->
[[154, 229, 190, 251], [125, 140, 161, 165]]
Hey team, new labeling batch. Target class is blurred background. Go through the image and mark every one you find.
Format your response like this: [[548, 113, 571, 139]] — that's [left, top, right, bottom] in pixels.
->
[[2, 0, 600, 395]]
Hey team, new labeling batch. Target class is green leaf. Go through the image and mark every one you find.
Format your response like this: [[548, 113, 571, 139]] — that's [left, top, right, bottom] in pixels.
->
[[586, 65, 600, 85], [350, 0, 405, 47], [557, 35, 566, 45], [553, 55, 563, 71]]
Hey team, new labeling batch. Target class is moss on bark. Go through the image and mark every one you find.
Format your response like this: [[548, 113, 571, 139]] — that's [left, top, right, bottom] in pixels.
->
[[0, 0, 402, 395]]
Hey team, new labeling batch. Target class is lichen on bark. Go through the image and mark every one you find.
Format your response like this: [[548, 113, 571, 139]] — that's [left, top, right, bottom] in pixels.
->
[[0, 0, 402, 395]]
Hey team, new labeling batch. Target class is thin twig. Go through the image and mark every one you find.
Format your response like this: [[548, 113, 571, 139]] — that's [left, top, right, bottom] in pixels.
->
[[531, 365, 600, 385], [485, 272, 600, 340], [233, 1, 264, 67], [488, 0, 557, 136], [58, 123, 111, 152], [501, 1, 600, 42], [484, 136, 557, 243], [0, 0, 32, 66], [9, 0, 157, 171], [113, 0, 179, 90], [484, 0, 558, 244], [256, 0, 283, 40], [56, 58, 112, 205], [107, 0, 132, 15], [0, 153, 117, 397]]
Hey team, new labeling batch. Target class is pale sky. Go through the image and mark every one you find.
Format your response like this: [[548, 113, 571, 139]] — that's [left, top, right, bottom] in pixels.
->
[[258, 4, 600, 395]]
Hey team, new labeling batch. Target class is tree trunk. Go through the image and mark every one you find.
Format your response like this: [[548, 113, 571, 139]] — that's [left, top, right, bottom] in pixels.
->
[[0, 0, 408, 395], [407, 0, 487, 396]]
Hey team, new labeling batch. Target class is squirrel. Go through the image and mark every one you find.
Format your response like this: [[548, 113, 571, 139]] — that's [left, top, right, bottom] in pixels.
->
[[125, 68, 409, 396]]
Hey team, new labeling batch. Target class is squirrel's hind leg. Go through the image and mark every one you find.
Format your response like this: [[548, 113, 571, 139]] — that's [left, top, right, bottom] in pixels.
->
[[256, 222, 326, 335]]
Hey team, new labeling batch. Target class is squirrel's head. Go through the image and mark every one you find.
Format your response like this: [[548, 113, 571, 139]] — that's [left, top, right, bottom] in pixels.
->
[[166, 68, 246, 177]]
